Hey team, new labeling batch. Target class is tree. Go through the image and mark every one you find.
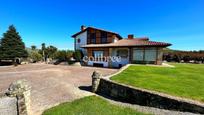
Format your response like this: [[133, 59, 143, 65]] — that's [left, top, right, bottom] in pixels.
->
[[46, 45, 57, 58], [0, 25, 28, 61], [66, 50, 74, 59], [31, 45, 36, 50], [29, 51, 42, 62], [41, 43, 46, 61], [54, 50, 67, 61], [54, 50, 73, 61], [74, 50, 83, 62], [39, 44, 58, 61]]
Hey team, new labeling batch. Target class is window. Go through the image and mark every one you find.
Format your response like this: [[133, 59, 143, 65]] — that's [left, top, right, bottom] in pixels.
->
[[133, 48, 157, 62], [101, 32, 107, 43], [77, 38, 81, 43], [90, 33, 96, 44], [117, 49, 128, 58], [93, 51, 104, 58], [144, 48, 157, 61], [133, 48, 144, 61]]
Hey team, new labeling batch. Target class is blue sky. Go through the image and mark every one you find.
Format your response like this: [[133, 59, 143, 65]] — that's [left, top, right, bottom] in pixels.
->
[[0, 0, 203, 51]]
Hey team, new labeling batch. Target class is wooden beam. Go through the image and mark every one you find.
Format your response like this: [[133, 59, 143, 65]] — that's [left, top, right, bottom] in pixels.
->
[[109, 48, 112, 67]]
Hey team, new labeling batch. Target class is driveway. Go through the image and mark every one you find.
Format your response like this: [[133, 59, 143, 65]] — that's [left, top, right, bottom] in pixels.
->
[[0, 63, 118, 115]]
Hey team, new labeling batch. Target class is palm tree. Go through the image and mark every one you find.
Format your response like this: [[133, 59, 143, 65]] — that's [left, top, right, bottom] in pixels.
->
[[41, 43, 46, 62]]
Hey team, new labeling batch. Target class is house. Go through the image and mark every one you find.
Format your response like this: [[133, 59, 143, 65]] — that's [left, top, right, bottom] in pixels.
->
[[72, 25, 171, 68]]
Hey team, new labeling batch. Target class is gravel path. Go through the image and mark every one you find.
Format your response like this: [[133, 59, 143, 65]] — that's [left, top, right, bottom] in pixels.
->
[[0, 63, 117, 115], [0, 63, 200, 115]]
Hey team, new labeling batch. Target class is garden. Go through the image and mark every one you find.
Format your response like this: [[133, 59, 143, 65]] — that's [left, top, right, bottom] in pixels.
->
[[111, 63, 204, 102]]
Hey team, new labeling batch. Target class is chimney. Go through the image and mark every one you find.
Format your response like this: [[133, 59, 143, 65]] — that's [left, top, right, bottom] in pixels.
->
[[81, 25, 86, 31], [112, 35, 118, 42], [128, 34, 134, 39]]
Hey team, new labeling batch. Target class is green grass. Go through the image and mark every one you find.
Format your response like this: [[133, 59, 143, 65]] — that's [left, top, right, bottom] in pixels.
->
[[43, 96, 148, 115], [111, 63, 204, 102]]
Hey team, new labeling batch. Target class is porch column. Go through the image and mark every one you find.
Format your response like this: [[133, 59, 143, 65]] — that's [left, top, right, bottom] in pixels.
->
[[156, 47, 159, 64], [156, 48, 163, 65], [109, 48, 112, 67], [74, 38, 76, 51], [129, 47, 132, 63]]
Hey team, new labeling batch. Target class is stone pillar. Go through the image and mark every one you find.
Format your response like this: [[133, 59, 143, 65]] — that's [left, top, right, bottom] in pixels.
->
[[6, 79, 31, 115], [92, 71, 102, 93], [156, 48, 163, 65]]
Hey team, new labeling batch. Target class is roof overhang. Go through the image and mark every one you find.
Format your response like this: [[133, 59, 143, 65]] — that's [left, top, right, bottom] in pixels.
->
[[81, 43, 172, 48]]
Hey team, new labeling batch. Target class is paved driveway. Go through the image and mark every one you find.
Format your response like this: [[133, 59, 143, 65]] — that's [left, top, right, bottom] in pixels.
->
[[0, 63, 117, 115]]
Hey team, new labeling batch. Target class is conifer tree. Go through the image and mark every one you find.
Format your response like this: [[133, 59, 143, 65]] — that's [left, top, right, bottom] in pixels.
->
[[0, 25, 28, 60]]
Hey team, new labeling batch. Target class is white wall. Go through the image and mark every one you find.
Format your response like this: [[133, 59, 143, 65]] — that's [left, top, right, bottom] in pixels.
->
[[75, 31, 87, 55]]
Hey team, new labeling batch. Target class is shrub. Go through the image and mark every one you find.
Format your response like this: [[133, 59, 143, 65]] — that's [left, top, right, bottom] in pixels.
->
[[74, 50, 83, 62], [29, 51, 42, 62], [54, 50, 74, 61]]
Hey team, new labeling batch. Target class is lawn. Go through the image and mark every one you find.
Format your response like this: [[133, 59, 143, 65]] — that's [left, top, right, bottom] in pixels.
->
[[43, 96, 148, 115], [111, 63, 204, 102]]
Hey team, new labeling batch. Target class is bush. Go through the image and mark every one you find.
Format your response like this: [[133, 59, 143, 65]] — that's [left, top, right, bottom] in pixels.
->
[[74, 50, 83, 62], [54, 50, 74, 61], [29, 51, 42, 62], [66, 50, 74, 60]]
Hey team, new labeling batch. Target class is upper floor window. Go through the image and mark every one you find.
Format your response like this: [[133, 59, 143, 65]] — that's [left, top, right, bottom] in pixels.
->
[[93, 51, 104, 58], [77, 38, 81, 43], [101, 32, 107, 43], [90, 33, 96, 44]]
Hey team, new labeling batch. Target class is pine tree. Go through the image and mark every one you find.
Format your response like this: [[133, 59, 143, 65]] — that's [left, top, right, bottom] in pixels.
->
[[0, 25, 28, 60]]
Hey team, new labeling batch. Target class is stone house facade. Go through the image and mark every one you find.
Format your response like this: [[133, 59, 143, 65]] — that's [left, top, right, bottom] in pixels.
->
[[72, 25, 171, 68]]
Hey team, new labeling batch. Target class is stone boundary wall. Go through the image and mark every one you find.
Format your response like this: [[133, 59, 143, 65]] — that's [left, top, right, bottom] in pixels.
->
[[96, 78, 204, 114], [0, 95, 17, 115], [0, 79, 31, 115]]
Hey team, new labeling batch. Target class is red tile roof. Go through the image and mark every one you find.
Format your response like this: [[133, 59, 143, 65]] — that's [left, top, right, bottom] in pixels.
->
[[81, 38, 171, 48]]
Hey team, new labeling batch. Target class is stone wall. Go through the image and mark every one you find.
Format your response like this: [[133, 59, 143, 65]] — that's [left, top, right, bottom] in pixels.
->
[[0, 79, 31, 115], [96, 78, 204, 114], [0, 96, 17, 115]]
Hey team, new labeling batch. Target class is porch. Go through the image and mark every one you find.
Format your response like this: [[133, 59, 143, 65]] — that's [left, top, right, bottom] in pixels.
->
[[85, 47, 163, 68]]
